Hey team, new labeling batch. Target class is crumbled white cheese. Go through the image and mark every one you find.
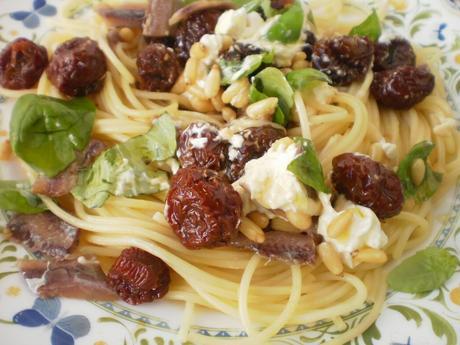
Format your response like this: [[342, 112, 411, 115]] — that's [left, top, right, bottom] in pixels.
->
[[200, 34, 225, 65], [378, 138, 397, 161], [213, 4, 311, 67], [189, 137, 209, 149], [236, 137, 311, 214], [317, 193, 388, 268], [77, 256, 99, 265]]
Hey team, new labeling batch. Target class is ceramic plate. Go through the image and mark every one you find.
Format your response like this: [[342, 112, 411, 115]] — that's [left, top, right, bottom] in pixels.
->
[[0, 1, 460, 344]]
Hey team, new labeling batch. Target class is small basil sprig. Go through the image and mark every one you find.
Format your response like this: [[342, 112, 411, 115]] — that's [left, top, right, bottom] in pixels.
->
[[349, 10, 381, 42], [287, 138, 330, 193], [388, 247, 458, 293], [219, 52, 274, 85], [72, 115, 176, 208], [249, 67, 294, 126], [10, 94, 96, 177], [266, 0, 304, 43], [286, 68, 332, 91], [397, 141, 443, 203], [0, 181, 47, 214]]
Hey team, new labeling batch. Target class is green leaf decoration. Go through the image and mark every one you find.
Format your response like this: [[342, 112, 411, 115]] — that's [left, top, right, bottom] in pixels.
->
[[219, 52, 273, 85], [420, 307, 457, 345], [287, 138, 330, 193], [0, 181, 47, 214], [361, 322, 381, 345], [249, 67, 294, 126], [286, 68, 332, 91], [388, 305, 422, 327], [397, 141, 443, 203], [10, 95, 96, 177], [72, 115, 176, 208], [266, 0, 304, 43], [349, 10, 381, 42], [388, 247, 458, 293]]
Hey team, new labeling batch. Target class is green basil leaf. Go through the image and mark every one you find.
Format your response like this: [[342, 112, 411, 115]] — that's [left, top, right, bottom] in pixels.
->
[[349, 9, 381, 42], [10, 94, 96, 178], [388, 247, 459, 293], [249, 67, 294, 126], [286, 68, 332, 91], [397, 141, 443, 203], [72, 114, 176, 208], [266, 0, 304, 43], [242, 0, 274, 17], [0, 181, 47, 214], [287, 138, 330, 193], [219, 52, 273, 85]]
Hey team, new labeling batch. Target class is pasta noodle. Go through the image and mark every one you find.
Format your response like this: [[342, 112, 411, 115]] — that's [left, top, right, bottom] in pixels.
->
[[4, 0, 460, 344]]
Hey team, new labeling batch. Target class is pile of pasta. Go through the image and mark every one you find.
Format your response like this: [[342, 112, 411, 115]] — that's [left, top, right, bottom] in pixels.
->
[[2, 0, 459, 344]]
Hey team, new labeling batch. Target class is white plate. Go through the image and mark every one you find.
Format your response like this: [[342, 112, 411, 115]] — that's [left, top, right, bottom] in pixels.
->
[[0, 0, 460, 344]]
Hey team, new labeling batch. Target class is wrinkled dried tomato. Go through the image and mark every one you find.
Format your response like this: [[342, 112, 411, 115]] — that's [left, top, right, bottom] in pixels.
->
[[166, 167, 242, 249], [47, 37, 107, 97], [137, 43, 181, 92], [107, 247, 170, 305], [226, 126, 285, 182], [178, 122, 228, 170], [373, 38, 416, 72], [331, 153, 404, 219], [312, 35, 374, 86], [371, 65, 435, 109], [0, 38, 48, 90], [174, 9, 223, 63]]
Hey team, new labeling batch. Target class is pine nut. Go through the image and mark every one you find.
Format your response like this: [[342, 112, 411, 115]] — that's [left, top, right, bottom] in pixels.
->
[[246, 97, 278, 121], [328, 209, 354, 238], [211, 91, 225, 111], [292, 60, 309, 70], [171, 73, 187, 94], [248, 211, 270, 229], [222, 78, 249, 104], [205, 64, 221, 99], [184, 57, 199, 84], [286, 211, 312, 230], [354, 248, 388, 265], [118, 27, 135, 42], [190, 42, 207, 59], [222, 106, 237, 122], [318, 242, 343, 275]]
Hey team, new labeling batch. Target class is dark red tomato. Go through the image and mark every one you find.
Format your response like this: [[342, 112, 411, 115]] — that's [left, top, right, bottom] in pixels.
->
[[371, 65, 435, 109], [166, 167, 242, 249], [137, 43, 181, 92], [0, 38, 48, 89], [178, 122, 227, 170], [373, 38, 416, 72], [312, 35, 374, 86], [107, 247, 170, 305], [226, 126, 285, 182], [331, 153, 404, 219], [174, 9, 223, 63], [46, 37, 107, 97]]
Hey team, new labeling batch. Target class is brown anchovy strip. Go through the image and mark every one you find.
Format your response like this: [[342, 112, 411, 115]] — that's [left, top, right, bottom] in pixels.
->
[[143, 0, 180, 37], [32, 140, 106, 198], [19, 258, 117, 301], [7, 211, 79, 259], [229, 230, 322, 265]]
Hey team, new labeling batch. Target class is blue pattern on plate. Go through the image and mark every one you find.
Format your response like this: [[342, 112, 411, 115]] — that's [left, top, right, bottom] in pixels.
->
[[12, 298, 90, 345], [9, 0, 57, 29]]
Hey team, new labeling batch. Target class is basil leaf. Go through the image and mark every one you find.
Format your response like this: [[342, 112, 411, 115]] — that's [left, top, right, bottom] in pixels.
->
[[286, 68, 332, 91], [349, 10, 381, 42], [242, 0, 274, 17], [0, 181, 47, 214], [72, 115, 176, 208], [266, 0, 304, 43], [397, 141, 443, 203], [10, 94, 96, 178], [219, 52, 273, 85], [287, 138, 330, 193], [249, 67, 294, 126], [388, 247, 459, 293]]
